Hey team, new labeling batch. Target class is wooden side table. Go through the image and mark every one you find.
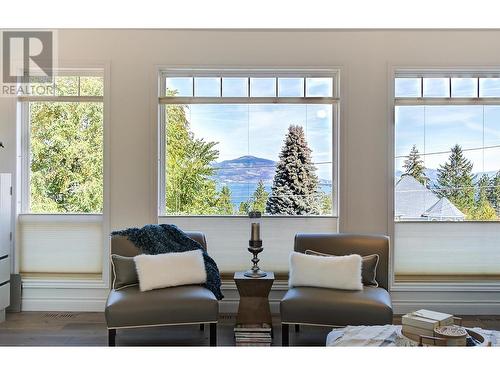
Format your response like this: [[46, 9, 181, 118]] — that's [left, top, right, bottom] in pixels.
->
[[234, 271, 275, 327]]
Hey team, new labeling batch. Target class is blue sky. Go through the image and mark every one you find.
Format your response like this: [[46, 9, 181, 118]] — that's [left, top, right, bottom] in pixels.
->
[[166, 76, 333, 97], [166, 77, 334, 181], [395, 77, 500, 98], [395, 77, 500, 175], [165, 77, 500, 179], [395, 105, 500, 174], [185, 104, 333, 181]]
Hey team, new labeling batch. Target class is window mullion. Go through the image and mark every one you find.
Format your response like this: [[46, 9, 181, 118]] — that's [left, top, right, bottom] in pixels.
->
[[395, 98, 500, 106], [159, 97, 339, 105]]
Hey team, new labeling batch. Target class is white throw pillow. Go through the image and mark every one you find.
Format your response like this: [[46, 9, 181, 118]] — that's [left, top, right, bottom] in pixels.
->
[[134, 250, 207, 292], [289, 252, 363, 291]]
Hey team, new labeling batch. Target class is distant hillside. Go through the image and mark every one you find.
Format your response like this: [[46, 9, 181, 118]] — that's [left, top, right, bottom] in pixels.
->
[[396, 168, 498, 186], [213, 155, 334, 185], [395, 168, 439, 183], [212, 155, 277, 183]]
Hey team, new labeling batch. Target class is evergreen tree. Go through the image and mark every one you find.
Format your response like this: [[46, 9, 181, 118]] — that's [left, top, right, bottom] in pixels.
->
[[165, 90, 220, 215], [320, 191, 333, 215], [238, 201, 250, 215], [266, 125, 321, 215], [215, 186, 234, 215], [402, 145, 428, 186], [488, 170, 500, 217], [250, 180, 269, 213], [435, 144, 475, 217], [237, 180, 269, 215], [472, 174, 497, 220]]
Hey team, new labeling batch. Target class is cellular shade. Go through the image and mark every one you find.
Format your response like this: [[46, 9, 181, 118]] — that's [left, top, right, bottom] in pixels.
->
[[20, 215, 103, 274]]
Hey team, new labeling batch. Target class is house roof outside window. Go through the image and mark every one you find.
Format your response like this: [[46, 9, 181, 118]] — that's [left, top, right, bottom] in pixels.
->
[[395, 175, 465, 221]]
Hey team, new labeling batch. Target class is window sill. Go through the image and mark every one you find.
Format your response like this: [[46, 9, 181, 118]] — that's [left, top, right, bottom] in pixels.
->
[[395, 220, 500, 224], [391, 280, 500, 292], [19, 213, 102, 224], [158, 215, 339, 219]]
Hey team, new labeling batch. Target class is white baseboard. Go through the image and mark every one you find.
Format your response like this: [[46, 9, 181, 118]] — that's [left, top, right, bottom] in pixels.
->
[[392, 300, 500, 316], [21, 297, 107, 312], [392, 300, 500, 315], [20, 279, 500, 316], [21, 278, 108, 312], [391, 288, 500, 315]]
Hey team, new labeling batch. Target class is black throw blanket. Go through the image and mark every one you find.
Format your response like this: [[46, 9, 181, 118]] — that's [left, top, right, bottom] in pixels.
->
[[112, 224, 223, 300]]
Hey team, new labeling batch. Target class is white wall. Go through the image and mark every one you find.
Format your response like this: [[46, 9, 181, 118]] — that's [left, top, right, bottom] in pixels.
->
[[160, 216, 338, 273], [2, 29, 500, 312], [2, 30, 500, 232]]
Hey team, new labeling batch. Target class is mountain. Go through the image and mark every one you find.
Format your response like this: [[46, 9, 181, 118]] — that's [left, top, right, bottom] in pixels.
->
[[212, 155, 277, 183], [395, 168, 439, 183], [396, 168, 498, 186], [213, 155, 334, 186]]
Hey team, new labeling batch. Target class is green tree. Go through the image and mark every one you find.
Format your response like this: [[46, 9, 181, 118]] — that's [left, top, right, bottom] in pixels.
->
[[402, 145, 428, 186], [215, 186, 234, 215], [266, 125, 321, 215], [320, 191, 333, 215], [165, 93, 220, 215], [238, 201, 250, 215], [30, 101, 103, 213], [250, 180, 269, 213], [237, 180, 269, 215], [473, 174, 497, 220], [488, 170, 500, 217], [435, 144, 475, 218]]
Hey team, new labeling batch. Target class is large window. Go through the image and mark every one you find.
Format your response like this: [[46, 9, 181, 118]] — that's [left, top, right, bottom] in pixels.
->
[[393, 71, 500, 280], [18, 70, 105, 277], [20, 73, 104, 214], [158, 70, 338, 216]]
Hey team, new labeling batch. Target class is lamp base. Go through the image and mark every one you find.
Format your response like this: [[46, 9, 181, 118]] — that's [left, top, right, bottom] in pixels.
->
[[244, 269, 267, 278]]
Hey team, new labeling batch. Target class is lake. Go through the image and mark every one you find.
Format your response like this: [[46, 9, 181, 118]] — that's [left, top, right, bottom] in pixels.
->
[[217, 181, 333, 207]]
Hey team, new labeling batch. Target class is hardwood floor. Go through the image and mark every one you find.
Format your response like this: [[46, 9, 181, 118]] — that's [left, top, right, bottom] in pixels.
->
[[1, 312, 499, 346]]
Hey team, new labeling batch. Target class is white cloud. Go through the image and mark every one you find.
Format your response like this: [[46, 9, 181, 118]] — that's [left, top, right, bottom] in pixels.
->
[[317, 109, 327, 118]]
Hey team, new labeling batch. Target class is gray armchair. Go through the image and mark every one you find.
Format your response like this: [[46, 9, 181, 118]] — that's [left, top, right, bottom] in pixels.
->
[[105, 231, 218, 346], [280, 233, 393, 346]]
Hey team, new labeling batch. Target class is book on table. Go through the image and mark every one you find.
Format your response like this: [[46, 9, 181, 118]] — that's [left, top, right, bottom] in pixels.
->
[[234, 332, 271, 337], [234, 323, 272, 332], [411, 309, 454, 323], [234, 323, 272, 346], [402, 324, 436, 338], [402, 309, 454, 331], [402, 309, 455, 341]]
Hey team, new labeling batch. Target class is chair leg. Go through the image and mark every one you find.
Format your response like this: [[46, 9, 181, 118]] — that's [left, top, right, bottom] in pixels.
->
[[282, 324, 289, 346], [108, 329, 116, 347], [200, 323, 205, 331], [295, 324, 300, 333], [209, 323, 217, 346]]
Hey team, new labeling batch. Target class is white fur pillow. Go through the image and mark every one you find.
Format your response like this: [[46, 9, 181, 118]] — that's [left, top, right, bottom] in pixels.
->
[[289, 252, 363, 290], [134, 250, 207, 292]]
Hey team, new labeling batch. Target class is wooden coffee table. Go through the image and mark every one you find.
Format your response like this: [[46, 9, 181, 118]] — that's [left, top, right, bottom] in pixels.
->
[[234, 271, 274, 327]]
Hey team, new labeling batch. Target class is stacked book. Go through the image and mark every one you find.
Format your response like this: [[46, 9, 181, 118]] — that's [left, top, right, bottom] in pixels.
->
[[234, 323, 272, 346], [402, 309, 455, 342]]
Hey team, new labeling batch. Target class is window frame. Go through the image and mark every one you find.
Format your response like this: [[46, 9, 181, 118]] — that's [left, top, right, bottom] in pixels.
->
[[18, 68, 105, 215], [389, 66, 500, 289], [157, 68, 340, 218], [393, 68, 500, 224], [15, 63, 111, 290]]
